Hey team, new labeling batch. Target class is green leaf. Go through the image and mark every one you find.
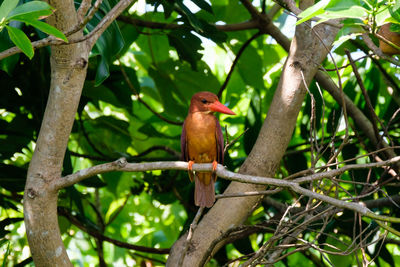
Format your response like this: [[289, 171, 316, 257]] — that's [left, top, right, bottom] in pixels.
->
[[0, 0, 18, 23], [82, 81, 124, 108], [167, 29, 202, 70], [244, 93, 262, 155], [84, 116, 131, 155], [389, 4, 400, 24], [138, 124, 177, 139], [198, 20, 227, 43], [332, 24, 364, 47], [0, 240, 9, 264], [375, 5, 391, 26], [14, 19, 67, 42], [390, 23, 400, 32], [86, 0, 124, 86], [321, 6, 368, 20], [236, 43, 264, 89], [5, 25, 33, 59], [7, 1, 53, 21], [175, 0, 203, 32], [296, 0, 330, 25], [148, 66, 187, 118], [65, 186, 85, 216], [0, 28, 19, 74], [190, 0, 213, 14], [79, 175, 107, 188]]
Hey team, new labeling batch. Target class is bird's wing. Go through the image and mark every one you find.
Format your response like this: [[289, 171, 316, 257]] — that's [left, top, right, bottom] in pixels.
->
[[215, 117, 224, 165], [180, 119, 188, 161]]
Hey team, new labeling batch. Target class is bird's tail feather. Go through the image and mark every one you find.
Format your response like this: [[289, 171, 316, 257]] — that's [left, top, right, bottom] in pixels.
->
[[194, 173, 215, 208]]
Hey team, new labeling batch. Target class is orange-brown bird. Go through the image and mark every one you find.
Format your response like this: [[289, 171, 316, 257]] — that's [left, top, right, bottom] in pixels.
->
[[181, 92, 235, 208]]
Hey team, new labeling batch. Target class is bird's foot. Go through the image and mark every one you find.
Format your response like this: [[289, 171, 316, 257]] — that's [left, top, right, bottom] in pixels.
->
[[212, 160, 218, 172], [188, 161, 195, 182], [188, 160, 194, 171]]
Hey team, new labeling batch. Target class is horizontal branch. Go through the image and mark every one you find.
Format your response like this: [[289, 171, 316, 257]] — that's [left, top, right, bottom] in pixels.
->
[[118, 15, 259, 32], [52, 156, 400, 226], [294, 156, 400, 183]]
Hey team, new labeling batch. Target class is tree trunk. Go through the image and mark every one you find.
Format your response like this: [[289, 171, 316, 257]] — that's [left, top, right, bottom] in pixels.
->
[[23, 1, 89, 266], [167, 9, 340, 267]]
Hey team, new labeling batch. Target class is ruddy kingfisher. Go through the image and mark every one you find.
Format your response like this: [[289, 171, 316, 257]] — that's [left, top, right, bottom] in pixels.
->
[[181, 92, 236, 208]]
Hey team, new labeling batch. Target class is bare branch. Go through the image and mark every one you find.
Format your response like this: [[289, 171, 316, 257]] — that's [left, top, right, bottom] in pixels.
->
[[118, 15, 259, 32], [224, 128, 249, 154], [345, 49, 386, 146], [77, 0, 92, 20], [52, 156, 400, 226], [240, 0, 261, 19], [0, 37, 63, 60]]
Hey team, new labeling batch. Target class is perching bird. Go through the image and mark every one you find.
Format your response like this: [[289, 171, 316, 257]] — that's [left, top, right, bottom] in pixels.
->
[[181, 91, 235, 208]]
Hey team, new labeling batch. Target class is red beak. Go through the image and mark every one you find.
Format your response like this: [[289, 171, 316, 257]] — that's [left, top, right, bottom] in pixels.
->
[[209, 100, 236, 115]]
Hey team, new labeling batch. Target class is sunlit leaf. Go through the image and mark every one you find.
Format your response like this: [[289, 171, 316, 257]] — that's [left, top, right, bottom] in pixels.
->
[[7, 1, 53, 21], [0, 0, 18, 22], [14, 18, 67, 42], [296, 0, 330, 25], [167, 29, 203, 70], [5, 25, 33, 58]]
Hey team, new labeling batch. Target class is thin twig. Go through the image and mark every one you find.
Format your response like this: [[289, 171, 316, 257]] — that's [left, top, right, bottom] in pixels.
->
[[361, 33, 400, 67], [224, 128, 249, 153], [217, 32, 262, 98], [119, 62, 182, 125], [78, 113, 109, 158], [345, 49, 386, 148]]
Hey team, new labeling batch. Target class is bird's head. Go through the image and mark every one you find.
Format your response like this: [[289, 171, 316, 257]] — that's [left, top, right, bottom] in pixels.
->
[[189, 92, 236, 115]]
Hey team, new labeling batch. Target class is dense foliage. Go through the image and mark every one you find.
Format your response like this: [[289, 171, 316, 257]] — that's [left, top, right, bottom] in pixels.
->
[[1, 0, 400, 266]]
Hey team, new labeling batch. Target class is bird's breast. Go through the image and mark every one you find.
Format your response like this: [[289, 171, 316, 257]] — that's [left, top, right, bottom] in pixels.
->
[[185, 112, 218, 162]]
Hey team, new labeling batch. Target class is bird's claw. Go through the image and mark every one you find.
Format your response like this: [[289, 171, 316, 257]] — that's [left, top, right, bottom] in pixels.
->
[[212, 160, 218, 173], [188, 160, 194, 171], [188, 161, 195, 182]]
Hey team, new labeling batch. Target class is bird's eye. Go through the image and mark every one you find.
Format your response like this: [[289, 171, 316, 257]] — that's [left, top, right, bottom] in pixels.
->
[[201, 99, 207, 104]]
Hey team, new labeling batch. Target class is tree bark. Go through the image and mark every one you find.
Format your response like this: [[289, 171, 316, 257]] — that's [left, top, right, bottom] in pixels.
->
[[23, 1, 89, 266], [167, 10, 340, 267], [23, 0, 134, 264]]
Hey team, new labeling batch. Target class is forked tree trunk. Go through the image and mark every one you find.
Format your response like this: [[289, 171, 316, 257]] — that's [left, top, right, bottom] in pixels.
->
[[167, 4, 340, 266]]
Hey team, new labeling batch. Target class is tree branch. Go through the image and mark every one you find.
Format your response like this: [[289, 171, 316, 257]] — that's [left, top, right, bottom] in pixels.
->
[[361, 33, 400, 67], [0, 0, 135, 60], [240, 0, 262, 19], [118, 15, 259, 32], [85, 0, 135, 48], [217, 32, 262, 98], [178, 207, 204, 266], [52, 156, 400, 226]]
